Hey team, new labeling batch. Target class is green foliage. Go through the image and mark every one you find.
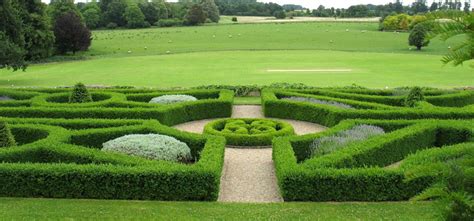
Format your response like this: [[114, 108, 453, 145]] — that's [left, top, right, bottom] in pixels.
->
[[82, 3, 102, 29], [48, 0, 83, 23], [274, 10, 286, 19], [186, 4, 206, 26], [204, 118, 294, 146], [104, 0, 127, 27], [54, 12, 92, 55], [201, 0, 220, 23], [0, 122, 16, 148], [382, 14, 412, 31], [156, 18, 184, 27], [231, 16, 237, 22], [69, 83, 93, 103], [404, 87, 424, 107], [138, 2, 160, 25], [124, 5, 146, 29], [409, 23, 431, 50]]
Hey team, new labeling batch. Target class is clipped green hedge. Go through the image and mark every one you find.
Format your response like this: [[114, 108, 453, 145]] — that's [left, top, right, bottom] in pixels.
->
[[204, 118, 295, 146], [0, 90, 233, 126], [0, 119, 226, 201], [273, 119, 473, 201], [263, 89, 474, 127]]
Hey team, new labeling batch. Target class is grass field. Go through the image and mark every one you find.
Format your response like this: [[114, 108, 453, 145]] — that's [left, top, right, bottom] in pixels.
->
[[0, 198, 442, 220], [0, 22, 471, 88]]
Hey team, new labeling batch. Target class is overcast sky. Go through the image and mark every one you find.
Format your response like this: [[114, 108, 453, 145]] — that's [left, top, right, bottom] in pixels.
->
[[41, 0, 473, 10]]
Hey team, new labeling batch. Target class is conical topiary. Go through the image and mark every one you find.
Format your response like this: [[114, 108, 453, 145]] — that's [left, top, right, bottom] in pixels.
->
[[69, 82, 93, 103], [404, 87, 424, 107], [0, 122, 16, 148]]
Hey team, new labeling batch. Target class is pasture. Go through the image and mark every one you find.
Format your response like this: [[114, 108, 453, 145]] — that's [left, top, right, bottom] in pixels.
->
[[0, 22, 471, 88]]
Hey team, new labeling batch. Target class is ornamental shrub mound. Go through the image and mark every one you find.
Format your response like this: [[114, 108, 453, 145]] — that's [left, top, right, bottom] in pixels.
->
[[149, 95, 197, 104], [69, 83, 93, 103], [102, 134, 192, 163], [404, 87, 424, 107], [0, 122, 16, 148], [310, 125, 385, 157]]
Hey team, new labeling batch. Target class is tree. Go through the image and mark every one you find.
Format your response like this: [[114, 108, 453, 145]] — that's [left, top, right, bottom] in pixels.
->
[[1, 0, 54, 71], [138, 2, 159, 24], [104, 0, 127, 26], [428, 11, 474, 66], [185, 4, 206, 25], [48, 0, 82, 23], [201, 0, 220, 23], [82, 3, 102, 29], [125, 5, 146, 28], [54, 12, 92, 54], [0, 121, 16, 148], [464, 2, 471, 13], [274, 10, 286, 19], [412, 0, 429, 14], [0, 0, 27, 70], [69, 82, 92, 103], [430, 2, 439, 11], [409, 23, 431, 50], [394, 0, 404, 13]]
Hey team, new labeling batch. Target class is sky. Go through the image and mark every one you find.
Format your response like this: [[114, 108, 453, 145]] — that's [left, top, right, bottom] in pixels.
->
[[41, 0, 473, 10]]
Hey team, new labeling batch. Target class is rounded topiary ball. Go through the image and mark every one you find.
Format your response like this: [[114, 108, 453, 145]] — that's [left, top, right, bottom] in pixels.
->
[[149, 95, 197, 104], [102, 134, 192, 162]]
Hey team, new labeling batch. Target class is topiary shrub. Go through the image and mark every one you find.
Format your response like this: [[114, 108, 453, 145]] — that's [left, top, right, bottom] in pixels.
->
[[310, 124, 385, 157], [204, 118, 294, 146], [149, 95, 197, 104], [102, 134, 192, 162], [231, 17, 238, 22], [69, 83, 93, 103], [404, 87, 424, 107], [0, 122, 16, 148]]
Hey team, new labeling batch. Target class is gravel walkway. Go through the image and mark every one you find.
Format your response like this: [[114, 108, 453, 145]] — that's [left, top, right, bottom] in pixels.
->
[[173, 105, 327, 202]]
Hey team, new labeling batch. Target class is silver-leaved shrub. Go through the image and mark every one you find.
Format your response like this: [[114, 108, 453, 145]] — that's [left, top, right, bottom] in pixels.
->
[[310, 125, 385, 157], [149, 95, 197, 104], [102, 134, 192, 162], [282, 96, 354, 109]]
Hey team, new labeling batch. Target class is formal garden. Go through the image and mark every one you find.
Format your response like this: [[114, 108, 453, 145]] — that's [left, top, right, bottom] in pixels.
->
[[0, 85, 472, 217]]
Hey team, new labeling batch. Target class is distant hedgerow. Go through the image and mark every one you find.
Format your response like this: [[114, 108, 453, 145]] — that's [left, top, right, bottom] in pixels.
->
[[0, 122, 16, 148], [69, 83, 93, 103]]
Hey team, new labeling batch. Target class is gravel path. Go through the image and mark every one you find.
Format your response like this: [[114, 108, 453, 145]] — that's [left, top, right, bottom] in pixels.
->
[[173, 105, 326, 202]]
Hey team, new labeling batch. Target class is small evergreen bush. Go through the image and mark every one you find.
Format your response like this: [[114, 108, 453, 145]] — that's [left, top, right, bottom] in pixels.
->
[[149, 95, 197, 104], [69, 83, 93, 103], [102, 134, 192, 162], [231, 17, 238, 22], [404, 87, 424, 107], [0, 122, 16, 148]]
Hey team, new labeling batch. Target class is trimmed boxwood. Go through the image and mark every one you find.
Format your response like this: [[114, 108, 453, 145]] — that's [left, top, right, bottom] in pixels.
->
[[272, 119, 473, 201], [0, 119, 226, 201], [204, 118, 294, 146]]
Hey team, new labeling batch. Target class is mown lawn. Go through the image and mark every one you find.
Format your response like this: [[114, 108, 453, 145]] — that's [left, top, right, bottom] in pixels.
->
[[0, 198, 442, 220], [0, 22, 470, 89]]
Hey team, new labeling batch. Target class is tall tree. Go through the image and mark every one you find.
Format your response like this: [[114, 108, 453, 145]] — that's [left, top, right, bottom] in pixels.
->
[[138, 2, 159, 24], [430, 2, 439, 11], [185, 4, 206, 25], [0, 0, 26, 70], [104, 0, 127, 26], [82, 3, 102, 29], [201, 0, 220, 22], [54, 12, 91, 54], [464, 1, 471, 13], [412, 0, 429, 14], [124, 4, 146, 28], [48, 0, 82, 23]]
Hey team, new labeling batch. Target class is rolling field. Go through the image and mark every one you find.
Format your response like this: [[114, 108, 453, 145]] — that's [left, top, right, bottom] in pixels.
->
[[0, 22, 471, 88]]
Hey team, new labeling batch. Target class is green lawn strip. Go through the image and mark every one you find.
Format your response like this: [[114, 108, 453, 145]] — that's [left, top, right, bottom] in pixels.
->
[[234, 97, 261, 105], [1, 50, 471, 88], [0, 198, 441, 220]]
